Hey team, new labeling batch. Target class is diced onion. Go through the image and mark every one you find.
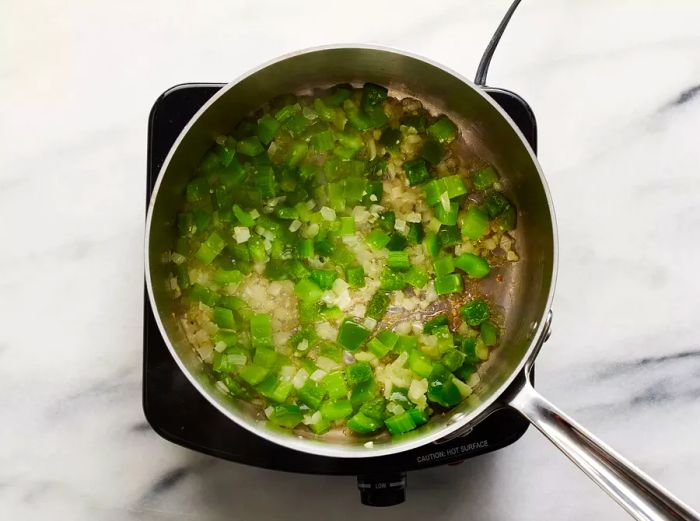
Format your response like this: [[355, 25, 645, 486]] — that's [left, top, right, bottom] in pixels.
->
[[292, 369, 309, 389], [310, 369, 327, 382], [233, 227, 250, 243], [289, 220, 302, 232], [316, 356, 340, 372], [320, 206, 336, 221]]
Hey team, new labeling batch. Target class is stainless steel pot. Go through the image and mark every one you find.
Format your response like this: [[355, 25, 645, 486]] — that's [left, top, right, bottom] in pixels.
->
[[145, 45, 699, 520]]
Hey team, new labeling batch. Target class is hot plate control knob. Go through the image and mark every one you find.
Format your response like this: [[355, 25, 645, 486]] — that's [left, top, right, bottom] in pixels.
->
[[357, 472, 407, 507]]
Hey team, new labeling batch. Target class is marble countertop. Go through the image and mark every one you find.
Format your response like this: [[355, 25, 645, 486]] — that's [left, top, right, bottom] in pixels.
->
[[2, 0, 700, 519]]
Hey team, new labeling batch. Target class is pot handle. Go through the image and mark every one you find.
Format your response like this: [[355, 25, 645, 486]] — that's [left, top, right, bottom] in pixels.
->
[[508, 381, 700, 521]]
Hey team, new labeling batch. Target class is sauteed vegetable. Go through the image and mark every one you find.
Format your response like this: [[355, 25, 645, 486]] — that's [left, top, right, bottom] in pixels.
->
[[165, 83, 519, 437]]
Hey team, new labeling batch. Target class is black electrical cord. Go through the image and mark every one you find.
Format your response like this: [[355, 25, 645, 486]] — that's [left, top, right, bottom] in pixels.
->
[[474, 0, 523, 86]]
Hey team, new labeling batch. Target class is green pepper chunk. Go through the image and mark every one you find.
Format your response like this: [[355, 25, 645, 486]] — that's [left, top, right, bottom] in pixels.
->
[[296, 239, 314, 259], [367, 337, 392, 358], [257, 115, 281, 145], [268, 404, 303, 429], [236, 136, 264, 157], [298, 380, 327, 409], [423, 232, 440, 257], [347, 412, 382, 434], [379, 128, 402, 150], [423, 314, 448, 335], [427, 117, 457, 144], [405, 267, 428, 289], [346, 361, 373, 387], [366, 230, 391, 250], [460, 298, 490, 326], [484, 191, 512, 218], [441, 349, 467, 372], [360, 397, 386, 420], [294, 278, 323, 304], [189, 283, 220, 307], [434, 274, 463, 295], [438, 225, 461, 248], [427, 364, 462, 407], [186, 177, 209, 203], [404, 158, 431, 186], [212, 307, 236, 329], [250, 313, 273, 349], [480, 321, 499, 346], [320, 399, 353, 421], [346, 266, 365, 288], [337, 319, 371, 351], [323, 371, 349, 400], [421, 139, 444, 165], [409, 350, 434, 378], [194, 231, 226, 264], [387, 251, 410, 270], [433, 255, 455, 277], [461, 207, 489, 240], [366, 291, 390, 321], [455, 253, 491, 279], [379, 269, 406, 291], [361, 83, 388, 113], [310, 269, 337, 290], [472, 166, 498, 190], [385, 412, 418, 435]]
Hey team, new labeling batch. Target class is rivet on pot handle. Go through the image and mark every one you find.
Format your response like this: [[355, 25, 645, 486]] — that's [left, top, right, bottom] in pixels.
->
[[508, 368, 700, 520]]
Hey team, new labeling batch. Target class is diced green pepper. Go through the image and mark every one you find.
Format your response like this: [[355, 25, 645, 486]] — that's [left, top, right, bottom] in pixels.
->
[[433, 255, 455, 277], [472, 166, 498, 190], [189, 283, 220, 307], [295, 278, 323, 304], [366, 229, 391, 250], [427, 117, 457, 144], [408, 407, 429, 426], [268, 404, 303, 429], [239, 364, 269, 386], [236, 136, 264, 157], [423, 314, 448, 335], [346, 361, 373, 387], [400, 114, 426, 131], [350, 378, 377, 409], [404, 158, 431, 186], [360, 397, 386, 420], [320, 399, 353, 421], [423, 232, 440, 257], [385, 412, 417, 435], [396, 335, 418, 352], [480, 321, 499, 346], [310, 269, 337, 290], [367, 337, 392, 358], [435, 203, 458, 226], [195, 232, 226, 264], [296, 239, 314, 259], [212, 307, 236, 329], [379, 127, 402, 149], [460, 298, 490, 326], [310, 129, 335, 152], [387, 251, 410, 270], [346, 266, 365, 288], [250, 313, 273, 349], [337, 319, 371, 351], [386, 233, 408, 252], [427, 364, 462, 407], [455, 253, 491, 279], [361, 83, 388, 113], [366, 291, 390, 321], [434, 274, 463, 295], [247, 235, 267, 263], [339, 216, 355, 236], [442, 175, 467, 198], [257, 115, 281, 145], [213, 269, 243, 285], [441, 349, 466, 372], [409, 350, 434, 378], [484, 191, 512, 218], [347, 412, 382, 434], [232, 204, 255, 227], [438, 225, 461, 248], [186, 177, 209, 203], [421, 139, 444, 165], [433, 325, 454, 353], [323, 371, 348, 400], [405, 267, 428, 288], [298, 380, 327, 409], [461, 207, 489, 240], [406, 222, 424, 245], [379, 269, 406, 291]]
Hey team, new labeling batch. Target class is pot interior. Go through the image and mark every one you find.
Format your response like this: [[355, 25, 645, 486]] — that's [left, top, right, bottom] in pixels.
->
[[146, 46, 556, 457]]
